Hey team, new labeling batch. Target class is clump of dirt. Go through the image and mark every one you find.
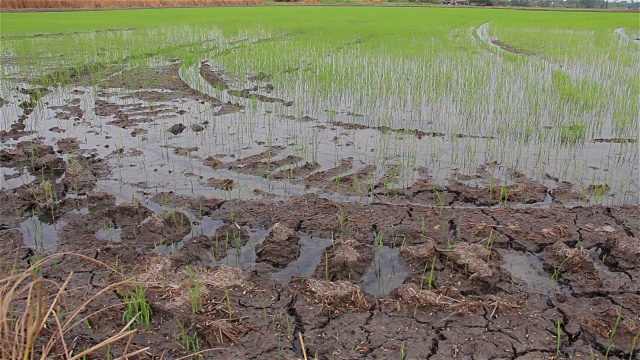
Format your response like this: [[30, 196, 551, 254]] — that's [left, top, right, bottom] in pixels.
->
[[0, 122, 36, 142], [214, 222, 249, 247], [304, 157, 353, 188], [256, 223, 301, 267], [200, 62, 229, 89], [270, 161, 320, 180], [63, 157, 99, 195], [56, 137, 80, 154], [491, 39, 536, 55], [399, 238, 437, 269], [290, 277, 374, 317], [609, 236, 640, 269], [206, 177, 234, 190], [312, 238, 373, 281], [214, 101, 244, 116], [106, 199, 152, 227], [486, 206, 579, 252], [204, 146, 297, 177], [540, 241, 593, 274], [227, 89, 293, 107], [171, 146, 199, 157], [173, 235, 224, 266], [125, 210, 191, 249], [391, 283, 466, 309], [0, 140, 64, 179], [168, 123, 186, 135], [592, 137, 637, 144], [104, 64, 220, 104], [150, 191, 224, 219], [50, 98, 83, 120], [446, 242, 502, 282]]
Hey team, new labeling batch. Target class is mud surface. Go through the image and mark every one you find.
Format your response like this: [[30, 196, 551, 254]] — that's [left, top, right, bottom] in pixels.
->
[[1, 59, 638, 359]]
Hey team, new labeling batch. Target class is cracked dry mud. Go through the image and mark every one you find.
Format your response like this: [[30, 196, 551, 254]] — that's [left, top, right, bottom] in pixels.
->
[[0, 62, 638, 360]]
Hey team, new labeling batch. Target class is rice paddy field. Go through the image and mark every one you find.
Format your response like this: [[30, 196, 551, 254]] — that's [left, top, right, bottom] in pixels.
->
[[1, 6, 639, 359]]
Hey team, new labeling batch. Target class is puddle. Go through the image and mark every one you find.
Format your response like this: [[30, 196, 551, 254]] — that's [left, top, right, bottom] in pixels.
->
[[271, 235, 333, 284], [1, 166, 35, 189], [500, 250, 557, 297], [20, 215, 66, 253], [95, 225, 122, 242], [213, 227, 268, 270], [360, 245, 409, 297]]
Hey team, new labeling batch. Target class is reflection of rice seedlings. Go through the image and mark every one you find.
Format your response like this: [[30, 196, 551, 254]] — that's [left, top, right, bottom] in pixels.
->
[[103, 220, 115, 241]]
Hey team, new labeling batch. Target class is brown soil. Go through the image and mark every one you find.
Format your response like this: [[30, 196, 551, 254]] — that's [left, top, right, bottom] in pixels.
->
[[491, 39, 536, 55]]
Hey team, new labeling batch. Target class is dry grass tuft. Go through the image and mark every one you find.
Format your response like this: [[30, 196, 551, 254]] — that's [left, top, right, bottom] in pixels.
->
[[0, 252, 146, 359], [0, 0, 263, 9]]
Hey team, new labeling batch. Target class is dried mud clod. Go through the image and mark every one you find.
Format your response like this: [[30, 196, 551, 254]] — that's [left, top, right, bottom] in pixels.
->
[[290, 277, 374, 317], [560, 297, 640, 356], [312, 238, 373, 281], [540, 241, 597, 279], [390, 283, 466, 310], [609, 236, 640, 269], [168, 123, 186, 135], [256, 223, 301, 267], [206, 177, 235, 190], [446, 242, 502, 281], [214, 222, 250, 248], [399, 238, 437, 269], [106, 199, 153, 228], [199, 62, 229, 90], [129, 210, 192, 249], [150, 191, 224, 219], [172, 235, 223, 266], [0, 141, 65, 179]]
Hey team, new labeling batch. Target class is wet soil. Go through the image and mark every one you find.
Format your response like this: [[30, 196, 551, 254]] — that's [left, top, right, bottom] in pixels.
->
[[1, 62, 638, 359], [3, 173, 637, 359], [491, 39, 536, 55]]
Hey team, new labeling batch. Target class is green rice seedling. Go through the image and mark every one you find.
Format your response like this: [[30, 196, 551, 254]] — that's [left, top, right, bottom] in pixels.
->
[[498, 185, 510, 204], [42, 182, 57, 221], [324, 249, 330, 281], [225, 289, 234, 317], [604, 306, 622, 359], [420, 257, 437, 291], [630, 331, 640, 360], [556, 318, 562, 358], [434, 190, 445, 214], [400, 342, 406, 360], [486, 230, 495, 262], [175, 320, 201, 355], [186, 267, 203, 314], [122, 285, 151, 331], [552, 256, 571, 282]]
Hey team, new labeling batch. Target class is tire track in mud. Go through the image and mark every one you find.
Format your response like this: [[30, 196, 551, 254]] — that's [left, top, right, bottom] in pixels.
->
[[475, 21, 543, 58], [614, 27, 640, 44]]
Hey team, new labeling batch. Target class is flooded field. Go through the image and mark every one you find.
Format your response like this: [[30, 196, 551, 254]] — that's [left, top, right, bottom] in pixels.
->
[[1, 7, 638, 359]]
